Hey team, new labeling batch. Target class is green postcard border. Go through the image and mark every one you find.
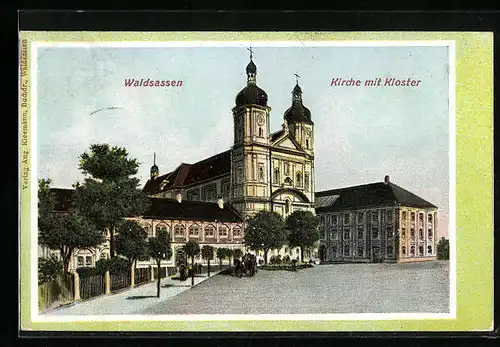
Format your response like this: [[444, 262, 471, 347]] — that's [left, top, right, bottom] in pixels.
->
[[19, 31, 493, 332]]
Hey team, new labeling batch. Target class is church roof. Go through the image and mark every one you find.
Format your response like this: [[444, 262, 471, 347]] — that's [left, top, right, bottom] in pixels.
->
[[270, 129, 285, 142], [143, 197, 243, 222], [235, 83, 268, 107], [315, 181, 437, 212], [143, 150, 231, 195]]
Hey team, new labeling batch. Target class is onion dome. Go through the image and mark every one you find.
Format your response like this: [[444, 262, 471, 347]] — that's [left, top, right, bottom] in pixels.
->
[[235, 58, 268, 107], [284, 83, 313, 124], [150, 153, 159, 179]]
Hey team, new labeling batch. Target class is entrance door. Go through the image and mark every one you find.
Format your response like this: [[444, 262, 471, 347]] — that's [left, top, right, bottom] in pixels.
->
[[372, 246, 381, 263], [319, 245, 326, 262]]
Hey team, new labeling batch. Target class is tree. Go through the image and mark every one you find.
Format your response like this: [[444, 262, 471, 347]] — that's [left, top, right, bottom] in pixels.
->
[[183, 240, 201, 286], [244, 211, 287, 264], [74, 144, 150, 258], [115, 219, 149, 278], [286, 210, 320, 262], [38, 179, 104, 273], [148, 229, 172, 298], [437, 237, 450, 260], [38, 255, 63, 284], [233, 248, 243, 261], [201, 245, 214, 276], [216, 248, 225, 269]]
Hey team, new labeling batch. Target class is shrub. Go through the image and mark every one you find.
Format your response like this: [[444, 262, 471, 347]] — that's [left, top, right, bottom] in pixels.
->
[[93, 257, 130, 275], [38, 255, 63, 284], [76, 266, 100, 277], [283, 255, 291, 264]]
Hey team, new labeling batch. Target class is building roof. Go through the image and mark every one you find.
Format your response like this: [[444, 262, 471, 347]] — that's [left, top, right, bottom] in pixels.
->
[[315, 181, 437, 212], [143, 197, 243, 222], [270, 129, 285, 142], [143, 150, 231, 195]]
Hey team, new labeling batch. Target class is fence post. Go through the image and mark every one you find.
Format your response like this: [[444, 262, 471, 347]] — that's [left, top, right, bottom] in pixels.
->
[[105, 270, 111, 295], [150, 265, 155, 282], [130, 266, 135, 287], [73, 272, 80, 301]]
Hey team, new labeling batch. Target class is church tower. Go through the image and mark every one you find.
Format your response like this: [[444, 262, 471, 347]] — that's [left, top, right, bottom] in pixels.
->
[[150, 153, 159, 179], [284, 81, 314, 155], [230, 49, 272, 218]]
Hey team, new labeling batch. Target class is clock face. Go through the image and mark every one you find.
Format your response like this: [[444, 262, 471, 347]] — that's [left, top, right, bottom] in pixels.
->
[[257, 114, 265, 125]]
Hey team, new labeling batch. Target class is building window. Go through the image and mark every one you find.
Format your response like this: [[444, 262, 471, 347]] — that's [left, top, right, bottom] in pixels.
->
[[428, 229, 433, 238], [419, 229, 424, 239], [418, 245, 424, 256], [357, 226, 363, 239], [401, 228, 406, 238], [77, 256, 84, 267], [156, 223, 169, 234], [332, 246, 337, 258], [357, 212, 364, 223], [274, 168, 280, 183], [427, 245, 433, 254], [332, 215, 338, 225], [410, 228, 415, 239], [187, 189, 200, 201], [258, 166, 265, 182], [372, 211, 378, 223], [387, 246, 393, 257], [357, 245, 364, 257], [285, 199, 291, 214], [402, 246, 406, 256], [143, 225, 152, 238], [372, 227, 379, 239], [189, 224, 200, 237], [387, 210, 393, 221], [419, 213, 424, 224], [428, 214, 433, 223], [344, 213, 350, 224], [219, 225, 228, 237], [320, 215, 325, 225], [343, 228, 350, 240], [411, 212, 416, 221], [284, 162, 289, 175], [203, 185, 217, 201], [305, 138, 310, 149], [402, 211, 407, 220], [237, 166, 244, 183], [296, 172, 303, 187], [258, 127, 263, 137], [233, 227, 242, 237], [174, 224, 185, 237], [343, 244, 350, 256], [330, 232, 335, 241], [304, 173, 310, 191], [222, 180, 230, 197], [284, 177, 293, 186], [386, 226, 393, 238], [410, 245, 415, 256], [85, 256, 92, 266], [204, 225, 215, 238]]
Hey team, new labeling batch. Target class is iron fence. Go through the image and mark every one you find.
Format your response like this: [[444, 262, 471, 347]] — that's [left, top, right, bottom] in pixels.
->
[[38, 273, 74, 311], [110, 271, 131, 292], [79, 274, 105, 300], [134, 267, 151, 285]]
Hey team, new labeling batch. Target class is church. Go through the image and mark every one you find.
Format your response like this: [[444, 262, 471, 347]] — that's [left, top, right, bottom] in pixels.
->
[[143, 50, 316, 221]]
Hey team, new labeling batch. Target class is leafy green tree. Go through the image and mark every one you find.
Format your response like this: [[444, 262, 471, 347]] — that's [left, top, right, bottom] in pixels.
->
[[244, 211, 287, 264], [38, 179, 104, 273], [216, 247, 225, 269], [115, 219, 149, 271], [437, 237, 450, 260], [74, 144, 150, 258], [286, 210, 320, 262], [148, 229, 172, 298], [38, 255, 63, 284], [201, 245, 214, 276], [183, 240, 201, 286]]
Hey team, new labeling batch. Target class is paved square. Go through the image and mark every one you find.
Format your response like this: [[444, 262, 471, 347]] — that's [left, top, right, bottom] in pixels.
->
[[139, 261, 450, 315]]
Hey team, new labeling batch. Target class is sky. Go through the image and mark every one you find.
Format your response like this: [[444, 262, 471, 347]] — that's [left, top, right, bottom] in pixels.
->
[[36, 43, 450, 237]]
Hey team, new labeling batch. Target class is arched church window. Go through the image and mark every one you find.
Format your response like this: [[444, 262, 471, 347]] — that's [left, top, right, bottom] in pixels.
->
[[284, 162, 289, 175], [274, 168, 280, 183], [189, 224, 200, 237], [306, 138, 309, 149], [296, 172, 302, 187], [284, 177, 292, 186], [258, 127, 263, 137], [285, 199, 291, 214], [304, 173, 309, 190]]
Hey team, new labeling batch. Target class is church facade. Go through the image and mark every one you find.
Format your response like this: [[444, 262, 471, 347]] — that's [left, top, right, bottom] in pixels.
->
[[143, 53, 316, 221]]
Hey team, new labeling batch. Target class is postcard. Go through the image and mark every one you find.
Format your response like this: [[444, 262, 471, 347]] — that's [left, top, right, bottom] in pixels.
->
[[19, 32, 493, 332]]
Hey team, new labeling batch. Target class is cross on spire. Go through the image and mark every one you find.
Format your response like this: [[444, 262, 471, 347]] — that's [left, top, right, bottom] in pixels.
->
[[294, 73, 301, 84], [153, 152, 156, 165], [247, 47, 254, 60]]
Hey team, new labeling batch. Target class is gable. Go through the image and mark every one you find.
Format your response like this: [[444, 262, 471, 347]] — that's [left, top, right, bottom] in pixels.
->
[[275, 135, 301, 150]]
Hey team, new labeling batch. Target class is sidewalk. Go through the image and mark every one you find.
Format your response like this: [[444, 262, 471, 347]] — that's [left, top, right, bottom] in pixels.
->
[[43, 268, 226, 316]]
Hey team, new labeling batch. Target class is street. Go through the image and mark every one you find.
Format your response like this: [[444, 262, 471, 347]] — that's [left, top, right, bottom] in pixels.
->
[[138, 261, 450, 315]]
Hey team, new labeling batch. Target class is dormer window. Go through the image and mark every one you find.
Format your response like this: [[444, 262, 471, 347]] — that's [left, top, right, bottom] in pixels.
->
[[305, 138, 309, 149]]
